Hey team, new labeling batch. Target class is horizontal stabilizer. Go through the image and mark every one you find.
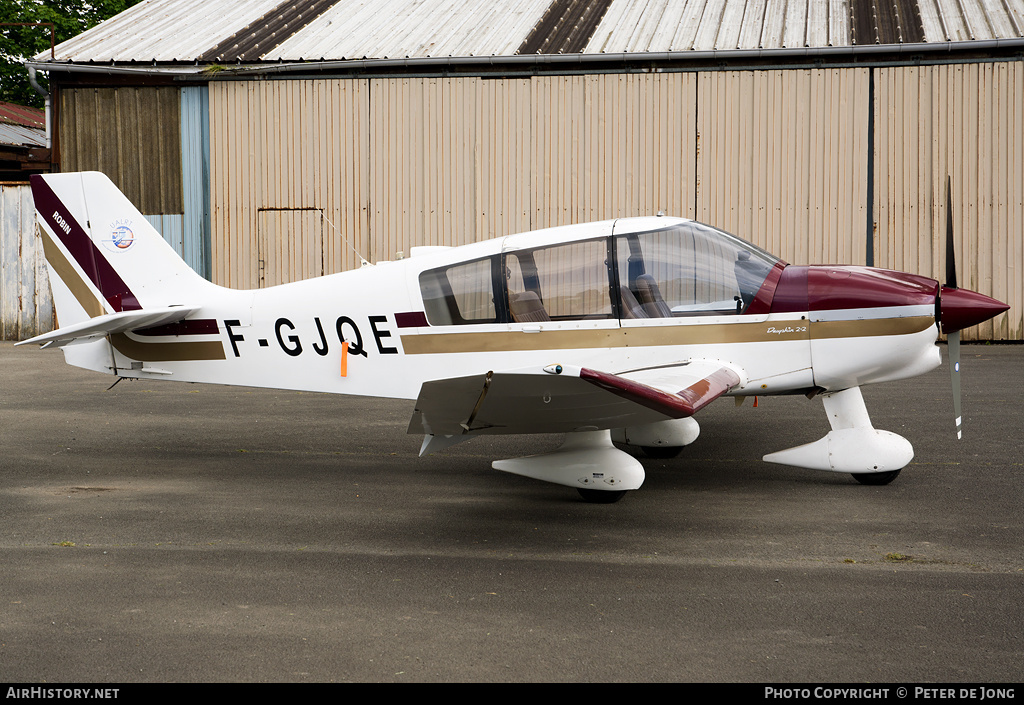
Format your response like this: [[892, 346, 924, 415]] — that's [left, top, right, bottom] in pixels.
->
[[15, 306, 200, 349]]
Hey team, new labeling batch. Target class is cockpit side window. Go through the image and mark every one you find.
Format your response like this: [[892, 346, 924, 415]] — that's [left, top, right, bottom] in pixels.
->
[[419, 257, 498, 326], [505, 239, 612, 322], [615, 223, 778, 317], [419, 223, 776, 326]]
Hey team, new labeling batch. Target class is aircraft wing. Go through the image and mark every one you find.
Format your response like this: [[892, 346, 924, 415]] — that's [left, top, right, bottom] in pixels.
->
[[15, 306, 201, 349], [408, 359, 742, 442]]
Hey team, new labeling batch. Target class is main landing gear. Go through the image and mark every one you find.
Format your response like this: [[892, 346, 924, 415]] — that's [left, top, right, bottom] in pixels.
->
[[492, 429, 645, 504], [763, 386, 913, 482]]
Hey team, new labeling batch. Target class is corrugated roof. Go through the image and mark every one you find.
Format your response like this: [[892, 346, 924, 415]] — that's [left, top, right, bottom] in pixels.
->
[[37, 0, 283, 63], [0, 103, 47, 148], [269, 0, 555, 59], [518, 0, 617, 54], [0, 102, 45, 129], [201, 0, 340, 62], [0, 123, 47, 148], [30, 0, 1024, 66]]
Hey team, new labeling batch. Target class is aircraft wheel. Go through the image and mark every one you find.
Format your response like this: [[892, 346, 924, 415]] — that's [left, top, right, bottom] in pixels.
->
[[639, 445, 683, 459], [851, 469, 902, 486], [577, 488, 628, 504]]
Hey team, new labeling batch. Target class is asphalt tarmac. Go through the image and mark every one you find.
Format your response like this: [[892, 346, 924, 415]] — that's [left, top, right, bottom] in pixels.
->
[[1, 341, 1021, 683]]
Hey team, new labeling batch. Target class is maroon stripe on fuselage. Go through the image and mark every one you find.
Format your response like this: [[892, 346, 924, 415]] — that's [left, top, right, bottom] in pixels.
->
[[134, 319, 221, 337], [30, 175, 141, 313], [395, 311, 429, 328]]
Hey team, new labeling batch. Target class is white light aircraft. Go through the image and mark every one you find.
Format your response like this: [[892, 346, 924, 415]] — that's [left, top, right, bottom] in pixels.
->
[[19, 172, 1009, 502]]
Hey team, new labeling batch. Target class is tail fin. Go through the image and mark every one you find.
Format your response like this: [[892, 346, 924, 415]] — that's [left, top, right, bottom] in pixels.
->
[[20, 172, 213, 348]]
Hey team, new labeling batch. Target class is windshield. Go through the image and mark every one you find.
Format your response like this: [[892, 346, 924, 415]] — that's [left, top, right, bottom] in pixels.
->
[[615, 222, 779, 317]]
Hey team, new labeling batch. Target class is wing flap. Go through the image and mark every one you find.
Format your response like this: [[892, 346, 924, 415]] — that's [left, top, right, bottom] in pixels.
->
[[409, 360, 743, 439], [582, 363, 741, 418], [15, 306, 200, 349]]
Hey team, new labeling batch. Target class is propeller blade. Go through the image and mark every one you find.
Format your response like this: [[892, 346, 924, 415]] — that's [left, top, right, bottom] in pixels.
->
[[944, 177, 969, 440], [945, 176, 957, 289], [939, 177, 1007, 440], [948, 329, 962, 440], [945, 176, 957, 290], [946, 176, 960, 439]]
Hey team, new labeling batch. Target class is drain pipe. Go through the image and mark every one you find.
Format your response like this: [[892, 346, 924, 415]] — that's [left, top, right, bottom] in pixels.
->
[[27, 66, 51, 149]]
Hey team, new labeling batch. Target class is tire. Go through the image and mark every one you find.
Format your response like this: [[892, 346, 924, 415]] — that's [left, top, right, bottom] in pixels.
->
[[639, 445, 683, 459], [851, 469, 901, 486], [577, 488, 628, 504]]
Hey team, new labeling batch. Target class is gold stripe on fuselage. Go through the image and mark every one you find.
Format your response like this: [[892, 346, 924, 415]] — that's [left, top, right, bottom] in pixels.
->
[[399, 316, 935, 355], [110, 333, 226, 362], [809, 316, 934, 340]]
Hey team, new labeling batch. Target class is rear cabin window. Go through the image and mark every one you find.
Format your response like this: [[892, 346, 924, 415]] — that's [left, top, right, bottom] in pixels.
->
[[505, 239, 612, 322], [419, 240, 613, 326], [419, 257, 498, 326]]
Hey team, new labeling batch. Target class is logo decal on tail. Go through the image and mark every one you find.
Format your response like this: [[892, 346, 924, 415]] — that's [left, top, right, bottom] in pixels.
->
[[105, 219, 135, 252]]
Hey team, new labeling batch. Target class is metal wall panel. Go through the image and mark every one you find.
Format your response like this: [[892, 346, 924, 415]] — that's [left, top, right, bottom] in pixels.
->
[[209, 79, 370, 287], [578, 73, 698, 222], [874, 62, 1023, 340], [210, 74, 699, 287], [205, 66, 1020, 341], [143, 214, 185, 259], [181, 85, 212, 279], [368, 76, 489, 259], [205, 69, 867, 275], [59, 87, 183, 215], [1, 184, 52, 340], [474, 78, 535, 241], [696, 68, 870, 267]]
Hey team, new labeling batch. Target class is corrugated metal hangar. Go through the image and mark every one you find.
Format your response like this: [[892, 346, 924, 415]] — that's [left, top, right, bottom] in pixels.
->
[[23, 0, 1024, 340]]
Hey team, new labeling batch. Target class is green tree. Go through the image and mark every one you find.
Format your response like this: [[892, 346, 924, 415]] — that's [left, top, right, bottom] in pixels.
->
[[1, 0, 143, 107]]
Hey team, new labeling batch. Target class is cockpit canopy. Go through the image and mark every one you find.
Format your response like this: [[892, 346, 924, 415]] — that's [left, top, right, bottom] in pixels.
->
[[420, 221, 779, 326]]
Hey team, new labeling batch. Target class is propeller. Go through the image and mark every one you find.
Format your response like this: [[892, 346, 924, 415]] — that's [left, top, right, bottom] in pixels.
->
[[944, 177, 962, 440], [938, 177, 1009, 439]]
